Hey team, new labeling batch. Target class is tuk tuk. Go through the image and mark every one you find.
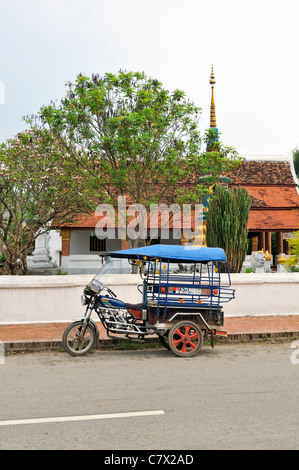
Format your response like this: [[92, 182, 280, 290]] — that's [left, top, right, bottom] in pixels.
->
[[62, 244, 235, 358]]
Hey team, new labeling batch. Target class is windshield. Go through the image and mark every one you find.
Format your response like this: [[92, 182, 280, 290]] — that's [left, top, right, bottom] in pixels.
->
[[87, 256, 130, 291], [97, 257, 119, 275], [96, 256, 132, 275]]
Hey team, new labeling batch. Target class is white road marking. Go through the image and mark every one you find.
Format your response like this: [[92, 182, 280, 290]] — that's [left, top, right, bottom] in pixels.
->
[[0, 410, 165, 427]]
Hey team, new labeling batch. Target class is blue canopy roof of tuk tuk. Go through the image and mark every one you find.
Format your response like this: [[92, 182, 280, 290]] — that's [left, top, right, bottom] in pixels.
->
[[104, 244, 227, 263]]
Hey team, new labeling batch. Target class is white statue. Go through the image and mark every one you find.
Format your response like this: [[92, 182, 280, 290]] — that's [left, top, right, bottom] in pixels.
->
[[254, 251, 266, 273]]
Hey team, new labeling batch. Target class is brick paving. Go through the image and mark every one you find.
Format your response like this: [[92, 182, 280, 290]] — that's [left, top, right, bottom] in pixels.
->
[[0, 322, 108, 343], [224, 315, 299, 334], [0, 315, 299, 348]]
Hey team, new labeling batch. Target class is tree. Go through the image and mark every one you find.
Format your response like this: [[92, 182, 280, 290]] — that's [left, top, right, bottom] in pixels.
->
[[37, 70, 241, 246], [0, 128, 98, 274], [293, 150, 299, 178], [206, 184, 252, 273], [284, 231, 299, 272]]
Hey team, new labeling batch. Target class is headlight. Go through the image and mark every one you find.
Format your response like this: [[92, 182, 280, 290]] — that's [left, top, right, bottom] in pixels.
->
[[81, 294, 88, 305]]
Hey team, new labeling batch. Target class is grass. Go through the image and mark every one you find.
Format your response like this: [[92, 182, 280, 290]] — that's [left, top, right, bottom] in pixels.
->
[[114, 340, 162, 350]]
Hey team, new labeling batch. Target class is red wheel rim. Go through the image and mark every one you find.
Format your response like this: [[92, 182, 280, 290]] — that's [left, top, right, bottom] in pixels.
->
[[172, 324, 200, 354]]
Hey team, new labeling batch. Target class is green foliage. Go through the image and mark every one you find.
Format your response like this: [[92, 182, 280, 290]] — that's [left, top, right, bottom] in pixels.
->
[[36, 70, 240, 210], [244, 267, 253, 273], [0, 128, 98, 274], [284, 230, 299, 272], [206, 184, 252, 273], [199, 129, 241, 184], [293, 150, 299, 178]]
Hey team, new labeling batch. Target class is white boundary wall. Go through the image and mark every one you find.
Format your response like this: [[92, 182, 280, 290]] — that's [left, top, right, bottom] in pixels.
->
[[0, 273, 298, 324]]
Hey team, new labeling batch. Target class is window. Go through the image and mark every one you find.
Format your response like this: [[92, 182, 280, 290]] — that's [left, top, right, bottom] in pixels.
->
[[90, 235, 106, 252], [148, 236, 161, 245]]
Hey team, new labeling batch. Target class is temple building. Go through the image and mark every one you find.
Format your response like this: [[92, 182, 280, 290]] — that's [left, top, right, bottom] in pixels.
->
[[28, 67, 299, 273], [206, 65, 299, 264], [228, 154, 299, 260]]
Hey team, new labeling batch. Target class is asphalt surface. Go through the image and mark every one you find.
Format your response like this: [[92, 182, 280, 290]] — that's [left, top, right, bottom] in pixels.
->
[[0, 341, 298, 450]]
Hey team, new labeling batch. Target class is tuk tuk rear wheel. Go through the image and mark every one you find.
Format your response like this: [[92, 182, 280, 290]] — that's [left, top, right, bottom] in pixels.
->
[[168, 321, 203, 357], [62, 320, 96, 357]]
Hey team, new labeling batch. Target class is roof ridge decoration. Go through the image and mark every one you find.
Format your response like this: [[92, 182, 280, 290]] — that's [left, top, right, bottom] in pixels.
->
[[242, 154, 291, 161]]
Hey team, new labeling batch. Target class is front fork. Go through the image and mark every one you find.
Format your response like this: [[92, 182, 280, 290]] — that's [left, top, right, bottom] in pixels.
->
[[79, 300, 95, 338]]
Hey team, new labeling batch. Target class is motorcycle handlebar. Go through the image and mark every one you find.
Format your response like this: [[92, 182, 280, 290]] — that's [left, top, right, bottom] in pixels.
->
[[107, 288, 117, 298]]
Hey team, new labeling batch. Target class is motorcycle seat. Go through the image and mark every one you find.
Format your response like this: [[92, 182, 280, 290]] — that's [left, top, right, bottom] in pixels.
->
[[125, 303, 144, 319]]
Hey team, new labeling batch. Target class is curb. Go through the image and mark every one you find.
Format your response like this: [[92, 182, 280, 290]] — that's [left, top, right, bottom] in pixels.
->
[[3, 331, 299, 353]]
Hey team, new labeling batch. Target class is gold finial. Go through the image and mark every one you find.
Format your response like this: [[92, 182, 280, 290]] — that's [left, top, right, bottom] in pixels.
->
[[277, 254, 287, 264], [209, 64, 217, 128], [210, 65, 216, 85]]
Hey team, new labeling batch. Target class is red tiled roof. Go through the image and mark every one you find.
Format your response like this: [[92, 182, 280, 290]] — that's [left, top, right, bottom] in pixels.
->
[[242, 186, 299, 209], [57, 159, 299, 233], [60, 208, 299, 232], [228, 160, 295, 185], [248, 209, 299, 231], [227, 159, 299, 231], [58, 210, 199, 230]]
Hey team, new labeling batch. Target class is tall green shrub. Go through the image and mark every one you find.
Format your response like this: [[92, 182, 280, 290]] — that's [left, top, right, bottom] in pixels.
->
[[293, 150, 299, 178], [206, 185, 251, 272]]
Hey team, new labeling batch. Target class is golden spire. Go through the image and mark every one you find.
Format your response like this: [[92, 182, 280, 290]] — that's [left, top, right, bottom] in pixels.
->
[[209, 64, 217, 128]]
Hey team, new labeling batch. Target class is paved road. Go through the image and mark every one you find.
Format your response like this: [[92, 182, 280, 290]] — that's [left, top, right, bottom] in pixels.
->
[[0, 342, 298, 450]]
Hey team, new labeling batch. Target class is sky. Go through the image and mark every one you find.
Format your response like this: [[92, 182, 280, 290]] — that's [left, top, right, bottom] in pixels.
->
[[0, 0, 298, 156]]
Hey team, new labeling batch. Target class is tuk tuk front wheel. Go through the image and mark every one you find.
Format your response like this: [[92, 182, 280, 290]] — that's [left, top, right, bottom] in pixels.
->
[[62, 320, 96, 357], [168, 321, 203, 357]]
